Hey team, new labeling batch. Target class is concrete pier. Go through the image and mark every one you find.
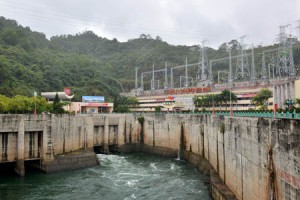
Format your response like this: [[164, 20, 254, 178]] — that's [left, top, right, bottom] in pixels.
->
[[15, 118, 25, 176], [103, 116, 109, 154]]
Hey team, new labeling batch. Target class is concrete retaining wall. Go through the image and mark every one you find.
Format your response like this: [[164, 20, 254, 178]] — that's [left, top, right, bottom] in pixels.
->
[[42, 150, 99, 173], [135, 114, 300, 200], [0, 113, 299, 200]]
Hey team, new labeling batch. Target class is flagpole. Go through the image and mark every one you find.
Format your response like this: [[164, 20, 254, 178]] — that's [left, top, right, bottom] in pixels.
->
[[34, 98, 37, 115], [34, 91, 37, 115]]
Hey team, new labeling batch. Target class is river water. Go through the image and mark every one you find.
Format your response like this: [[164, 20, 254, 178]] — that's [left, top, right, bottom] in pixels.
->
[[0, 153, 211, 200]]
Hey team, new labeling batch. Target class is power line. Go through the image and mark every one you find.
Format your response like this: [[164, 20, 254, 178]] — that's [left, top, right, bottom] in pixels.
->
[[0, 1, 283, 47]]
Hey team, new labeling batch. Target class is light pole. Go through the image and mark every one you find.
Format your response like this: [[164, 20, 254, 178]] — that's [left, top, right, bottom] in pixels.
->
[[227, 47, 233, 116], [229, 88, 233, 116], [209, 81, 215, 116], [212, 94, 215, 115]]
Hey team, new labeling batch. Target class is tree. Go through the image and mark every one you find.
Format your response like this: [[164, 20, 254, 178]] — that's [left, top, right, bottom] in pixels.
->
[[155, 106, 161, 112], [9, 95, 31, 113], [194, 94, 221, 110], [228, 39, 239, 50], [194, 95, 208, 109], [0, 94, 50, 114], [113, 95, 138, 113], [127, 96, 138, 107], [52, 93, 67, 114], [295, 98, 300, 107], [218, 42, 228, 51], [155, 36, 162, 41], [0, 95, 9, 113], [2, 29, 19, 46], [219, 89, 237, 110], [251, 89, 272, 110]]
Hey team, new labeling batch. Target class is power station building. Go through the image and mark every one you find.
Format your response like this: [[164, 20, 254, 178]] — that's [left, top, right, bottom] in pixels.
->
[[124, 25, 300, 112], [41, 92, 114, 114]]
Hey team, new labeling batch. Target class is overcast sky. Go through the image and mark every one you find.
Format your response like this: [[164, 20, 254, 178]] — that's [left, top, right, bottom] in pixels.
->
[[0, 0, 299, 48]]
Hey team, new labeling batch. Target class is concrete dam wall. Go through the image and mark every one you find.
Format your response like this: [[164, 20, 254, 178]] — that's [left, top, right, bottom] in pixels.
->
[[0, 113, 299, 200]]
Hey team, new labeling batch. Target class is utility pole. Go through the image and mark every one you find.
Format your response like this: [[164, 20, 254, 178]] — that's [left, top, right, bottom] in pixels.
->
[[209, 54, 213, 82], [240, 36, 245, 76], [141, 73, 144, 90], [185, 58, 188, 87], [170, 68, 173, 89], [261, 52, 268, 81], [135, 67, 138, 89], [230, 87, 233, 116], [227, 48, 233, 88], [164, 62, 168, 89], [151, 64, 155, 91]]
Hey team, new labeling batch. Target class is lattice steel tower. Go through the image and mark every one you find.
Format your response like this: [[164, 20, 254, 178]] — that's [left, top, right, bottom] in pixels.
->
[[297, 20, 300, 39], [198, 40, 209, 81], [234, 36, 250, 80], [276, 25, 296, 78]]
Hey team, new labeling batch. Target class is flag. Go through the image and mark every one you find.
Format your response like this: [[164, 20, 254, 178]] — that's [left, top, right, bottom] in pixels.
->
[[64, 88, 71, 95]]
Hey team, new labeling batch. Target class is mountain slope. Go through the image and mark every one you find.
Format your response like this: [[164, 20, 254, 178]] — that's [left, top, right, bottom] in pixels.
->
[[0, 16, 299, 100]]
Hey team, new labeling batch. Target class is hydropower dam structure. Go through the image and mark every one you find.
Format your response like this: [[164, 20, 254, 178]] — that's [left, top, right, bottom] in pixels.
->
[[0, 113, 299, 200]]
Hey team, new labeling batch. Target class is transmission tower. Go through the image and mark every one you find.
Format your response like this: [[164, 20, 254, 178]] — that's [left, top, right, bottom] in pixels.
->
[[276, 25, 296, 78], [261, 52, 268, 81], [234, 36, 250, 80], [227, 49, 233, 87], [198, 40, 209, 81], [261, 48, 279, 81], [297, 20, 300, 39], [250, 45, 256, 82], [269, 55, 277, 79]]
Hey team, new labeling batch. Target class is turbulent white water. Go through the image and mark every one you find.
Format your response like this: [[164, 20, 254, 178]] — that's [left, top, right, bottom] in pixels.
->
[[0, 153, 211, 200]]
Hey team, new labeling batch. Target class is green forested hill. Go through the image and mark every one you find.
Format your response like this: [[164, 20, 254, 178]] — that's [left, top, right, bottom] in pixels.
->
[[0, 16, 299, 101]]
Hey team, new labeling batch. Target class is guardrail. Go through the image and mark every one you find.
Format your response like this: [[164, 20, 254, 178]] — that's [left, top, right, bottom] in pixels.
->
[[232, 111, 300, 119], [84, 111, 300, 119], [135, 111, 300, 119]]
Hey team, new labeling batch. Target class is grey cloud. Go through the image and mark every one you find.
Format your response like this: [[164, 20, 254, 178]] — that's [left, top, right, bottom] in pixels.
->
[[0, 0, 299, 48]]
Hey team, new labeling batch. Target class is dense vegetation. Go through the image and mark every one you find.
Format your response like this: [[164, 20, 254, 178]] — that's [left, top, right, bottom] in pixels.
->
[[250, 89, 272, 110], [193, 89, 237, 111], [0, 94, 67, 114], [0, 16, 300, 103]]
